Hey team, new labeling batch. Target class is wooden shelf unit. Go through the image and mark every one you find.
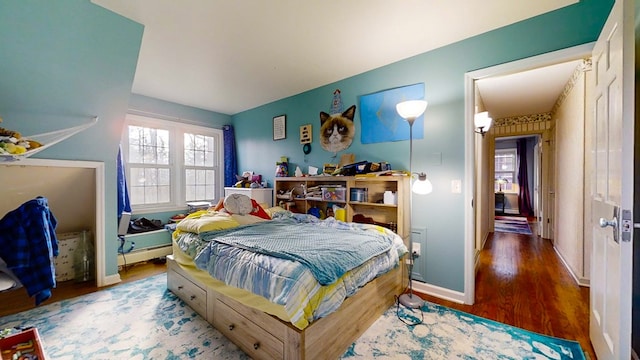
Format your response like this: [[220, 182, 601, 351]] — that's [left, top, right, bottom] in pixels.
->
[[274, 176, 410, 240]]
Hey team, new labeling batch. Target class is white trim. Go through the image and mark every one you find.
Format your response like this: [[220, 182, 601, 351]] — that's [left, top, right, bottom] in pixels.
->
[[102, 274, 121, 286], [123, 113, 224, 212], [413, 281, 466, 304], [14, 158, 111, 287], [117, 244, 172, 267], [463, 43, 594, 305]]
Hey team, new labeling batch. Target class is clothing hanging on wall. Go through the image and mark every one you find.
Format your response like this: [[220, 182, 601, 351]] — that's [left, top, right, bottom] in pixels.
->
[[223, 124, 238, 188], [117, 143, 131, 220], [0, 196, 59, 305]]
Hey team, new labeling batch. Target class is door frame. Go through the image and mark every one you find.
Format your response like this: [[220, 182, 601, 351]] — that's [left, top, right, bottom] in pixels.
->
[[463, 43, 594, 304]]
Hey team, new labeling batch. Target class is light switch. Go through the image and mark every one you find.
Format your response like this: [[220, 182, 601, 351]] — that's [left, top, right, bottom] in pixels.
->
[[451, 179, 462, 193]]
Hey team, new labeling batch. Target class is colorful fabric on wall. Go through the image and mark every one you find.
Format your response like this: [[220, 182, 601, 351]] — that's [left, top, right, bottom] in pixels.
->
[[117, 144, 131, 219], [223, 125, 237, 188]]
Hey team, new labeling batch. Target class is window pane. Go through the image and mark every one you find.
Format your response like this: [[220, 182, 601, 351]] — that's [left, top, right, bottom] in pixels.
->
[[185, 169, 195, 185], [206, 170, 215, 199], [144, 168, 157, 186], [158, 185, 171, 203], [130, 186, 145, 205], [205, 137, 214, 167], [495, 154, 514, 171], [195, 185, 206, 200], [128, 126, 142, 146], [185, 185, 196, 201], [185, 168, 215, 202], [185, 132, 215, 168], [158, 168, 170, 186], [128, 125, 170, 165], [129, 144, 141, 163], [145, 186, 158, 203]]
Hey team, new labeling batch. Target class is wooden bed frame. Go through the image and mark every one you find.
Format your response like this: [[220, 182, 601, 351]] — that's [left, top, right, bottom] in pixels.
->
[[167, 254, 403, 359]]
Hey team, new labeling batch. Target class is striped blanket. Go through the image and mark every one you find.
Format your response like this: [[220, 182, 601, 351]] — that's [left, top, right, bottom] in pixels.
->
[[176, 211, 406, 329]]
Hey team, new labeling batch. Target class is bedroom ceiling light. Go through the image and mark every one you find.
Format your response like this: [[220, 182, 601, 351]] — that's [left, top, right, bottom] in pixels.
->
[[474, 111, 492, 137], [396, 99, 430, 309]]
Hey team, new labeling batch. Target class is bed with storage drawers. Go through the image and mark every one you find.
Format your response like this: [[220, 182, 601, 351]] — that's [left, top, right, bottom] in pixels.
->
[[166, 200, 406, 359]]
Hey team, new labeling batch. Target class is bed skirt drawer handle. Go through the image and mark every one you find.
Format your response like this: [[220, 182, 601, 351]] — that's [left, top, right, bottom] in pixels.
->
[[253, 342, 260, 350], [189, 295, 196, 300], [228, 324, 235, 331], [177, 285, 184, 290]]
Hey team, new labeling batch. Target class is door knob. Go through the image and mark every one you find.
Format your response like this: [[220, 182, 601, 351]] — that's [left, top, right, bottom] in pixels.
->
[[599, 217, 617, 228]]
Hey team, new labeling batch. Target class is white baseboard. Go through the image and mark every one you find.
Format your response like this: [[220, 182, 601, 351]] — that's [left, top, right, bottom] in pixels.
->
[[553, 245, 590, 287], [102, 273, 122, 286], [117, 245, 172, 267], [413, 281, 466, 304]]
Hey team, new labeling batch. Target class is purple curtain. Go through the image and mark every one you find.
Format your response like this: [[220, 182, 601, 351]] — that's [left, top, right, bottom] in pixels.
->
[[517, 139, 533, 216], [223, 125, 238, 187]]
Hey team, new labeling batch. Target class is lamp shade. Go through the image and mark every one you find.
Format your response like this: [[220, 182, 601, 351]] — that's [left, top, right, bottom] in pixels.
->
[[412, 173, 433, 195], [396, 100, 428, 120], [474, 111, 492, 131]]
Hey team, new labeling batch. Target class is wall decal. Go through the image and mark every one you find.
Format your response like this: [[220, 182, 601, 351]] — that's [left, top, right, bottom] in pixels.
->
[[319, 89, 356, 154]]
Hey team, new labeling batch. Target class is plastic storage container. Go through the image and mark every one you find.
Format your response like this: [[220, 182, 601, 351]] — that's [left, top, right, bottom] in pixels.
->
[[350, 188, 368, 202], [322, 187, 346, 201]]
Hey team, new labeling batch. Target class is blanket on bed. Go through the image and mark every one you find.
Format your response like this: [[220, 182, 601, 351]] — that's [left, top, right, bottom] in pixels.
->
[[198, 213, 392, 285]]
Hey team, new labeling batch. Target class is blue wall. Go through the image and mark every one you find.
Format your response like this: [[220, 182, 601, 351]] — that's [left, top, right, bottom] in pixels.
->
[[128, 94, 231, 128], [0, 0, 613, 292], [232, 0, 613, 292], [0, 0, 144, 278]]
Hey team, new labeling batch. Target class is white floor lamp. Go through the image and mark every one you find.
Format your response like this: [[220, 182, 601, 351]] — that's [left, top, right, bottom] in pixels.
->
[[396, 100, 432, 309]]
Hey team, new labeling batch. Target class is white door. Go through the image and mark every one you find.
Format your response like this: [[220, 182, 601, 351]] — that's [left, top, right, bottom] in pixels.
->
[[534, 140, 540, 217], [589, 0, 633, 359]]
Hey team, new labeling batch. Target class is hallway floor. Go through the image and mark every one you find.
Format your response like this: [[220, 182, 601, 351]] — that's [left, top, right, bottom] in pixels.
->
[[421, 221, 595, 359]]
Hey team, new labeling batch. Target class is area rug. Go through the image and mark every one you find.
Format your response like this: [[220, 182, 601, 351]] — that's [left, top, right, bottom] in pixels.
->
[[495, 215, 533, 235], [0, 274, 584, 359]]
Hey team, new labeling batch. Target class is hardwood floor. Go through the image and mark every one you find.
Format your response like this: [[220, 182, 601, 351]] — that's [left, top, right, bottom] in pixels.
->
[[419, 219, 596, 360], [1, 223, 595, 359], [0, 260, 168, 318]]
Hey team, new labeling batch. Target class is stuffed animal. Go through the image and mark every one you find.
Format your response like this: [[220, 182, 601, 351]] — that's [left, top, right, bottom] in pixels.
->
[[0, 116, 43, 155]]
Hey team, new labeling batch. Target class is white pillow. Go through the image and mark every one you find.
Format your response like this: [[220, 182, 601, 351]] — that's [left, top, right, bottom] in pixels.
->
[[223, 193, 253, 215]]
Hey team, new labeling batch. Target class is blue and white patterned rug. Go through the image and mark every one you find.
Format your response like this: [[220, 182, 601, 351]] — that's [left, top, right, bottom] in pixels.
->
[[495, 215, 533, 235], [0, 274, 584, 359]]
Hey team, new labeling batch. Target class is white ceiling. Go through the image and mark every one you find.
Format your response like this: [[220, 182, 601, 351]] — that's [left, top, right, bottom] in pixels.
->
[[477, 59, 583, 119], [92, 0, 578, 116]]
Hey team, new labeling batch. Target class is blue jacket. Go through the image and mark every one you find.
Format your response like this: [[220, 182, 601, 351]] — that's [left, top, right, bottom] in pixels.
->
[[0, 197, 59, 305]]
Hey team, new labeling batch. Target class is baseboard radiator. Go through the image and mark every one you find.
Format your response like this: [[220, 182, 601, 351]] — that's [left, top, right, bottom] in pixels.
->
[[117, 245, 172, 267]]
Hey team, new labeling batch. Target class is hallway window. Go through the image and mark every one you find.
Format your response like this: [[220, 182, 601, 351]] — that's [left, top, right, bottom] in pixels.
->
[[495, 149, 517, 192]]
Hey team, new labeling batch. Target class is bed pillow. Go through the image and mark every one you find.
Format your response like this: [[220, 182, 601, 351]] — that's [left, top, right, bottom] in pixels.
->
[[176, 210, 239, 234], [223, 193, 253, 215]]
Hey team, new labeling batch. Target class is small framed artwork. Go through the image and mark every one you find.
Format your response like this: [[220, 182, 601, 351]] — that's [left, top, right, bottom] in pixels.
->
[[273, 115, 286, 141]]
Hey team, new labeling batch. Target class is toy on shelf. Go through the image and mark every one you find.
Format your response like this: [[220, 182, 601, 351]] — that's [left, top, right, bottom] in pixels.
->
[[0, 115, 98, 161], [234, 171, 263, 188]]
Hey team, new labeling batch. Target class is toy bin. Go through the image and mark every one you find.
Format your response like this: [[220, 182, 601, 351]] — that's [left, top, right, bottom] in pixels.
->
[[0, 328, 46, 360], [321, 187, 346, 201]]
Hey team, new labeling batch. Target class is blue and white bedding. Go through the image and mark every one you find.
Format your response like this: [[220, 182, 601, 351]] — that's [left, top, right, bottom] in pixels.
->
[[173, 211, 407, 330]]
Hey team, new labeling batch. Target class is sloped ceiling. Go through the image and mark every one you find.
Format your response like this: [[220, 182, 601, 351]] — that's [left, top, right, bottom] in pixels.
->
[[92, 0, 578, 116]]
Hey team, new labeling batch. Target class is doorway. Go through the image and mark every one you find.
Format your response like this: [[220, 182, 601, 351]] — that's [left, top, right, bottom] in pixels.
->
[[463, 43, 594, 304], [493, 135, 540, 221]]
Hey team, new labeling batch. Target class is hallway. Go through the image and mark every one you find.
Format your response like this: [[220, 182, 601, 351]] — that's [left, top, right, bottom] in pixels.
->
[[422, 220, 595, 359]]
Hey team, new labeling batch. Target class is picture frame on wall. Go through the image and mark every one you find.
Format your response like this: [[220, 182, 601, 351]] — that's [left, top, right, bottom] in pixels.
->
[[273, 115, 286, 141]]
